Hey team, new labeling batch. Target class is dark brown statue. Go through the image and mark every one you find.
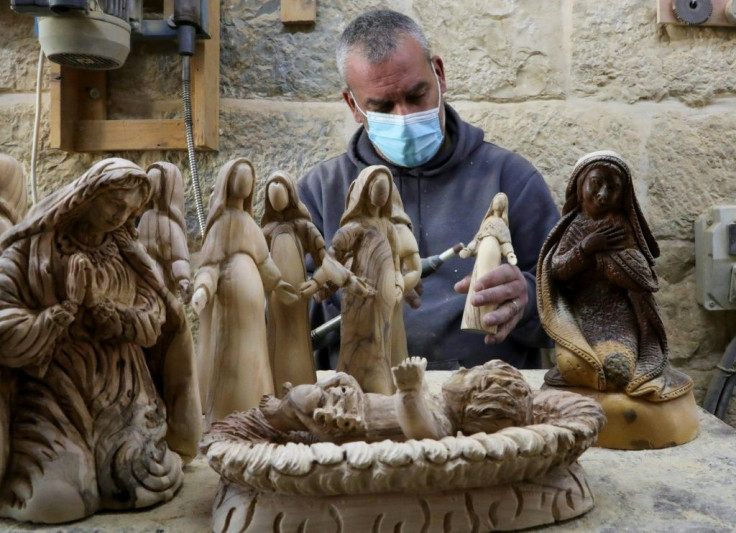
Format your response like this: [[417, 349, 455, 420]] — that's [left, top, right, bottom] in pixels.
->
[[538, 150, 698, 449]]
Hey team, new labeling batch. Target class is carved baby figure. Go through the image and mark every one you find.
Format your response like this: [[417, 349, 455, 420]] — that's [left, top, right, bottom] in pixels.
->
[[259, 356, 533, 443]]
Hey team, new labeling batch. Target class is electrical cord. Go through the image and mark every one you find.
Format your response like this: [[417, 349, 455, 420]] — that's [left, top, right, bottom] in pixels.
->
[[181, 54, 206, 236], [30, 47, 44, 205]]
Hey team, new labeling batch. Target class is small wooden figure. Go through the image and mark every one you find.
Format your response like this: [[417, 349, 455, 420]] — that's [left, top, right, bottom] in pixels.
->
[[0, 158, 201, 524], [0, 154, 27, 236], [261, 170, 324, 393], [192, 158, 297, 428], [460, 192, 517, 335], [389, 188, 421, 366], [138, 162, 192, 302], [303, 165, 403, 395], [538, 150, 699, 449]]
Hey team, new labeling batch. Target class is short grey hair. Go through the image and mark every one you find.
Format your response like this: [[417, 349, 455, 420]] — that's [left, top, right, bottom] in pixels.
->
[[336, 10, 431, 86]]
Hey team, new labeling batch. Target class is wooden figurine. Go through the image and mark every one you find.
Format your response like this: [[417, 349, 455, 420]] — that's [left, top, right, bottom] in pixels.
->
[[192, 158, 297, 428], [259, 357, 534, 442], [0, 154, 27, 236], [389, 188, 421, 366], [303, 165, 404, 395], [261, 170, 324, 393], [460, 192, 517, 335], [138, 162, 192, 302], [0, 158, 201, 524], [538, 150, 699, 449], [203, 357, 605, 532]]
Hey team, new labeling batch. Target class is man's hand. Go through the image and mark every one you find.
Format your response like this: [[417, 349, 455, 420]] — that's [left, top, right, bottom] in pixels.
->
[[404, 278, 423, 309], [454, 263, 527, 344]]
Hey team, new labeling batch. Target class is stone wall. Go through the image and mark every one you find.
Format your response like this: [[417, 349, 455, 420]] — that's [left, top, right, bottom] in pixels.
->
[[1, 0, 735, 424]]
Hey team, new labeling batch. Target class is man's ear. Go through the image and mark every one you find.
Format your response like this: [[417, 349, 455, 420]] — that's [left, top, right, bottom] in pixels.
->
[[342, 89, 364, 124], [431, 56, 447, 94]]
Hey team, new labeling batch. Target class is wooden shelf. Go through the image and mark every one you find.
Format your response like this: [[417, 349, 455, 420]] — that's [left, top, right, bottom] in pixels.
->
[[49, 0, 219, 152]]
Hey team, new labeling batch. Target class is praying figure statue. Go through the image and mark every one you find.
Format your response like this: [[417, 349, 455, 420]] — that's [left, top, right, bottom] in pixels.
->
[[0, 153, 27, 236], [302, 165, 404, 395], [460, 192, 517, 335], [537, 150, 698, 449], [192, 158, 297, 428], [0, 158, 201, 524], [261, 170, 326, 393]]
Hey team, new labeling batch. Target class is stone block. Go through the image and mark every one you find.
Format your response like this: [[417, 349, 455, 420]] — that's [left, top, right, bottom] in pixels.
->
[[419, 0, 565, 102], [571, 0, 736, 106], [646, 108, 736, 241], [456, 101, 645, 205], [0, 5, 41, 93], [221, 0, 394, 100]]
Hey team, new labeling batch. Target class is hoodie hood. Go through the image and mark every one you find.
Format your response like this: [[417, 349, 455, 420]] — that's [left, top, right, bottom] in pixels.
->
[[346, 103, 486, 179]]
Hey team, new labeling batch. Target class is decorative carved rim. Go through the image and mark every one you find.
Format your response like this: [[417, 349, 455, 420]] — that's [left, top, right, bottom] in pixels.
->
[[201, 389, 604, 497]]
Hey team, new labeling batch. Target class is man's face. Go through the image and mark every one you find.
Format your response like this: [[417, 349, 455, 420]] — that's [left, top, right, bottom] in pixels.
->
[[342, 35, 447, 128]]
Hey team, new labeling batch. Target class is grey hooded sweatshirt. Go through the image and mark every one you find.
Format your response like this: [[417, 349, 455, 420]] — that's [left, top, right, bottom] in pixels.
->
[[297, 103, 559, 370]]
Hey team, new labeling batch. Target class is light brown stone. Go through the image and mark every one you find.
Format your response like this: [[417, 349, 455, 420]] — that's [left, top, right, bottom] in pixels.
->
[[571, 0, 736, 106], [419, 0, 566, 102]]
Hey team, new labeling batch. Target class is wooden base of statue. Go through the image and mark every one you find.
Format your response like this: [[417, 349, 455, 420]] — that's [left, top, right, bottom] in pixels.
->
[[543, 385, 700, 449], [211, 462, 594, 532]]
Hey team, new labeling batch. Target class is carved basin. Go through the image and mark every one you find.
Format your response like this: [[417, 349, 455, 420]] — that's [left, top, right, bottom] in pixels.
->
[[201, 388, 604, 532]]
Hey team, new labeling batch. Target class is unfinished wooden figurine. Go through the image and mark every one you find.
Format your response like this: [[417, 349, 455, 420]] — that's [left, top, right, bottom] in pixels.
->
[[138, 162, 192, 302], [0, 158, 201, 524], [302, 165, 403, 395], [538, 150, 699, 449], [192, 158, 297, 428], [389, 188, 421, 366], [460, 192, 517, 335], [261, 171, 324, 393], [202, 357, 605, 532], [0, 154, 27, 236]]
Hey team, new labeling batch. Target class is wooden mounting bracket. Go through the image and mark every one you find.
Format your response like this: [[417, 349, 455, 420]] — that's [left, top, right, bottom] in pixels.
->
[[49, 0, 220, 152], [281, 0, 317, 25]]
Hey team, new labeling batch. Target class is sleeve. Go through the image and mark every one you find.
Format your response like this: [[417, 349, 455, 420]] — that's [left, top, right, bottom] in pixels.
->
[[0, 242, 67, 371], [503, 166, 561, 349]]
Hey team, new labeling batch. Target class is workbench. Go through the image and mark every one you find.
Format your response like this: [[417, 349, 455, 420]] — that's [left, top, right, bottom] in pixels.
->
[[2, 370, 735, 532]]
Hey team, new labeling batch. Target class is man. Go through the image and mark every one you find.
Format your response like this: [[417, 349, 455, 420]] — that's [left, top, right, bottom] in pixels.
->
[[297, 9, 559, 370]]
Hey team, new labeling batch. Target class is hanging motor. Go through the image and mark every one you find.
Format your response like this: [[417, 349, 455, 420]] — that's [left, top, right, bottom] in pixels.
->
[[11, 0, 211, 235], [10, 0, 139, 69]]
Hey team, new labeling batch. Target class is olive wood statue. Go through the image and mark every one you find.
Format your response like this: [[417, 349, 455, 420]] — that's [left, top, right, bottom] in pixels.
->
[[460, 192, 517, 335], [0, 154, 27, 236], [138, 162, 192, 303], [0, 158, 201, 524], [202, 358, 605, 532], [192, 158, 297, 428], [538, 150, 699, 449], [261, 171, 324, 393], [389, 188, 421, 366], [302, 165, 404, 395]]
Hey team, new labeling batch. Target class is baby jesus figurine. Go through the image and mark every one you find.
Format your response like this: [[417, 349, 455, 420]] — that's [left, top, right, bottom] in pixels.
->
[[259, 357, 533, 443]]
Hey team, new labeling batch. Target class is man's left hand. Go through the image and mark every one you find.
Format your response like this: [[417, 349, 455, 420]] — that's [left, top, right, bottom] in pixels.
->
[[454, 263, 527, 344]]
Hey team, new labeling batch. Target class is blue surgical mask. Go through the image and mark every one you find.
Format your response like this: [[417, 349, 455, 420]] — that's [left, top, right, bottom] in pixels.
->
[[351, 72, 444, 168]]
